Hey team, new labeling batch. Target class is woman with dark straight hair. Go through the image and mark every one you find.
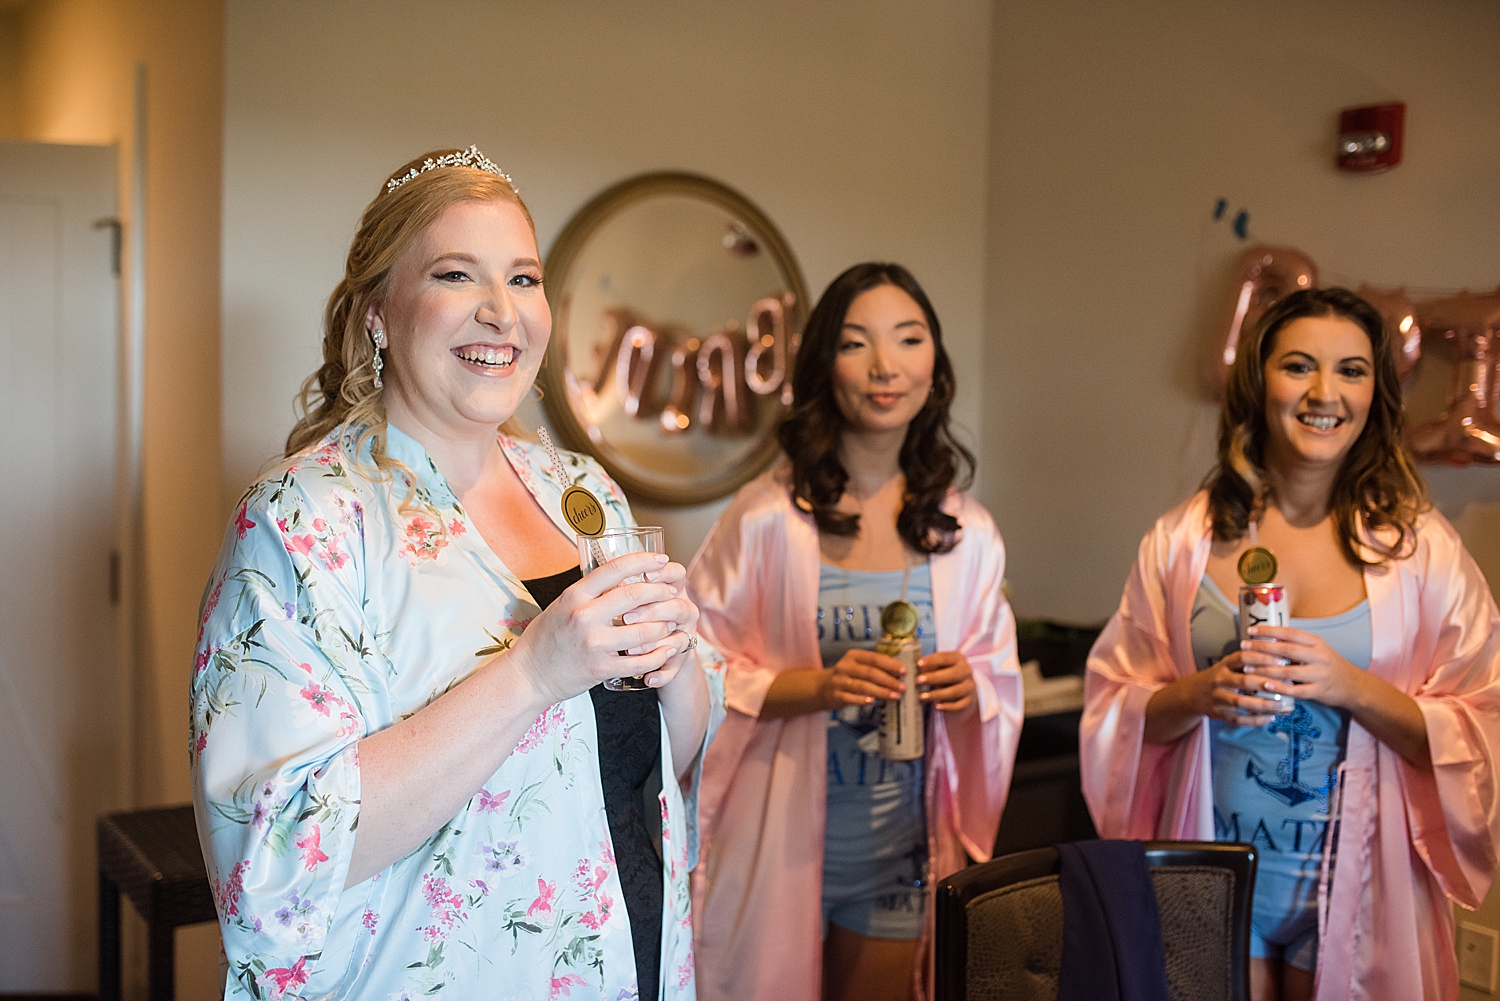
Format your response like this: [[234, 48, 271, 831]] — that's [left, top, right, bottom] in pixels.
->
[[1083, 287, 1500, 1001], [689, 263, 1023, 1001]]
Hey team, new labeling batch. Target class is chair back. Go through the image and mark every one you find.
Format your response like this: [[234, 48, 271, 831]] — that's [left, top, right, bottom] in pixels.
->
[[934, 840, 1255, 1001]]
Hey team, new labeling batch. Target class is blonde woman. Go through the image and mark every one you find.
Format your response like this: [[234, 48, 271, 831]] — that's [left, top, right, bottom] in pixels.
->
[[191, 148, 720, 1000]]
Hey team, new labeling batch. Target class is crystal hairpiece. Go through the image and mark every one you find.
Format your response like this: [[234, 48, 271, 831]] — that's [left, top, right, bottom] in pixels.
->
[[385, 145, 513, 194]]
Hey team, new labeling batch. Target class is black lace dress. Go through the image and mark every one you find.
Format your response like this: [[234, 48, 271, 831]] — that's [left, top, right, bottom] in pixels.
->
[[521, 566, 663, 1000]]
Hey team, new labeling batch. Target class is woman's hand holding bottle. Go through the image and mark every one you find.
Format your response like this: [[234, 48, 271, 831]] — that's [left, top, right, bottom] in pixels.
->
[[916, 652, 978, 713], [821, 649, 979, 713], [1240, 624, 1362, 708], [1144, 652, 1283, 742], [822, 650, 907, 708]]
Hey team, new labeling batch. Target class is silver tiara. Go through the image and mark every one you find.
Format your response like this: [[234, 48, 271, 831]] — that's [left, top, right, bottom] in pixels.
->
[[385, 145, 513, 194]]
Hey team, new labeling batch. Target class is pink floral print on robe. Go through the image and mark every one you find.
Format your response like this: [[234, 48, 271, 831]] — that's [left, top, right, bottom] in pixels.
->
[[191, 424, 724, 1000]]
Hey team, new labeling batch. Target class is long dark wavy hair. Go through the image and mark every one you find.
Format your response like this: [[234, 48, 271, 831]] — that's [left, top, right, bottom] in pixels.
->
[[777, 262, 975, 554], [1205, 286, 1429, 566]]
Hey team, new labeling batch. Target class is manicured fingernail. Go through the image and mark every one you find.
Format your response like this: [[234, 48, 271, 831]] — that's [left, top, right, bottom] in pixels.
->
[[1244, 665, 1255, 674], [654, 553, 669, 563], [916, 675, 928, 685], [1240, 641, 1251, 650]]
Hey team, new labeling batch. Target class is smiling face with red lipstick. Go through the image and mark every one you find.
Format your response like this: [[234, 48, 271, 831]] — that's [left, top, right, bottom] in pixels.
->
[[369, 198, 549, 439], [830, 283, 936, 437]]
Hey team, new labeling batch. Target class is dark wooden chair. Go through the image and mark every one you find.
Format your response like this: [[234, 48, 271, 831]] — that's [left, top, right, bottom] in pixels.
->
[[97, 805, 217, 1000], [934, 840, 1256, 1001]]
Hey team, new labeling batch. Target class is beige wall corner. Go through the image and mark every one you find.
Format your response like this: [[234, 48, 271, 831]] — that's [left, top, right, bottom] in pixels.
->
[[0, 9, 21, 136], [19, 0, 226, 809], [134, 0, 225, 809], [15, 0, 224, 993]]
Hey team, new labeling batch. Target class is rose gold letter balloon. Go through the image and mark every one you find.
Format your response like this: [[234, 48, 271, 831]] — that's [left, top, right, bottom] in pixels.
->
[[1206, 246, 1318, 398], [744, 292, 800, 406], [1406, 291, 1500, 465], [696, 327, 752, 434], [615, 325, 659, 418], [1356, 284, 1421, 381], [659, 336, 701, 435]]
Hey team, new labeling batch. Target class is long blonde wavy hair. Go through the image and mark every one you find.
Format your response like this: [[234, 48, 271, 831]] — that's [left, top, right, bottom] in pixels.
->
[[285, 149, 536, 488]]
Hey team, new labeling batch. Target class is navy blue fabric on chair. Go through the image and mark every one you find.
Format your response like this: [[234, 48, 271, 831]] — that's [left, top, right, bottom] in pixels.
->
[[1056, 839, 1171, 1001], [933, 840, 1255, 1001]]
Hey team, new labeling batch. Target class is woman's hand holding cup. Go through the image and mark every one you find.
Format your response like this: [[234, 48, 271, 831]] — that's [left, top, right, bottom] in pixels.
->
[[616, 556, 699, 689], [508, 551, 693, 705]]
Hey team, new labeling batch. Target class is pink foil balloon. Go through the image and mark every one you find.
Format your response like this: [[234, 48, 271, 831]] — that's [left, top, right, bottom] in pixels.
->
[[659, 337, 702, 435], [1207, 246, 1319, 398], [744, 293, 799, 406], [696, 326, 752, 434], [1356, 284, 1421, 381], [1406, 291, 1500, 465]]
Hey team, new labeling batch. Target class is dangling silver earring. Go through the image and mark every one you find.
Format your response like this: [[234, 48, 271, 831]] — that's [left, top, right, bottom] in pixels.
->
[[370, 328, 385, 388]]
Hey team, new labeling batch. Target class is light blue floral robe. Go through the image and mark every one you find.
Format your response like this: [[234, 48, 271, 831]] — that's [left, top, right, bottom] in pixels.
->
[[190, 424, 725, 1001]]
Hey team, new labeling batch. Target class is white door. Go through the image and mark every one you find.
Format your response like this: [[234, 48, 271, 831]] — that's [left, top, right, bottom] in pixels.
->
[[0, 140, 121, 990]]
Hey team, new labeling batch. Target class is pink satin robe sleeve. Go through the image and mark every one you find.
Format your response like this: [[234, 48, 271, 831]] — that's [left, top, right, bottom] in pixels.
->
[[1081, 491, 1500, 1001], [687, 462, 1023, 1001]]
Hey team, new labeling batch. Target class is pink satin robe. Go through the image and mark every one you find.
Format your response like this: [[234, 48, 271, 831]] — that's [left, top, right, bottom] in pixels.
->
[[686, 462, 1023, 1001], [1082, 492, 1500, 1000]]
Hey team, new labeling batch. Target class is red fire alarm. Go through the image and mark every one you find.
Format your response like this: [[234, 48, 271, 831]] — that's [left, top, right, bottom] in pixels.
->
[[1338, 103, 1405, 172]]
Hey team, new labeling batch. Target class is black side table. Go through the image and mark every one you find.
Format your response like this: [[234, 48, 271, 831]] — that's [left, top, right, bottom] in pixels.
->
[[97, 805, 217, 1000]]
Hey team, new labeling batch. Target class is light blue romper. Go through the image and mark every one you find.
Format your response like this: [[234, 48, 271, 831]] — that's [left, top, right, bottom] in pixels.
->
[[1190, 574, 1371, 972], [818, 561, 936, 940]]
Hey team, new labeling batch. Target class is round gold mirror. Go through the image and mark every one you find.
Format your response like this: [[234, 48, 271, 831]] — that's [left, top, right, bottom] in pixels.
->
[[541, 173, 808, 506]]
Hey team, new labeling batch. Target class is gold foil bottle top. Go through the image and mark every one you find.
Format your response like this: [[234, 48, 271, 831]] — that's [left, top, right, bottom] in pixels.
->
[[1238, 546, 1279, 586], [881, 600, 920, 639]]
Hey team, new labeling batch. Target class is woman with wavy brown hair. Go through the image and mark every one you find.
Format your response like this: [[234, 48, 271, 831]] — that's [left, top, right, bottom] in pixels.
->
[[1082, 287, 1500, 1001], [190, 148, 719, 1000], [688, 263, 1023, 1001]]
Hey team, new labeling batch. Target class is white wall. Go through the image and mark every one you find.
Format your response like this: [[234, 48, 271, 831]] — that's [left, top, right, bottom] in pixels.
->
[[983, 0, 1500, 623], [223, 0, 993, 562]]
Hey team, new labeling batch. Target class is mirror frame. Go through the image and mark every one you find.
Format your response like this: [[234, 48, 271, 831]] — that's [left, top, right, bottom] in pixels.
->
[[541, 172, 809, 506]]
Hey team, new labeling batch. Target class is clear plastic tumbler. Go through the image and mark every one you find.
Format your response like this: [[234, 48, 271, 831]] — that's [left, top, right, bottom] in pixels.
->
[[578, 526, 666, 692]]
